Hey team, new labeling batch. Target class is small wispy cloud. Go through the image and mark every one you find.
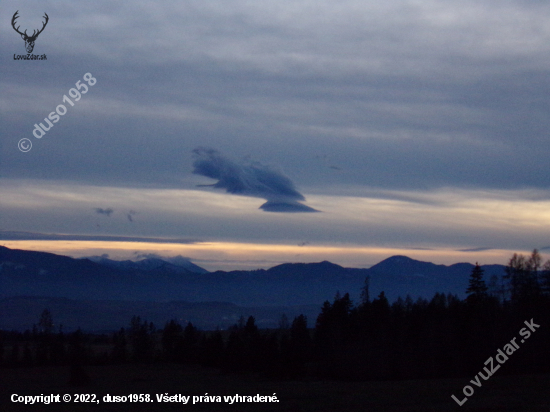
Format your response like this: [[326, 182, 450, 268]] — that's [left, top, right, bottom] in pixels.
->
[[94, 207, 114, 217], [127, 210, 137, 222], [458, 247, 494, 252], [192, 147, 319, 212]]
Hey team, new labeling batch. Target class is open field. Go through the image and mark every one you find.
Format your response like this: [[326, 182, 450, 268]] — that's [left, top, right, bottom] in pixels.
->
[[1, 364, 549, 412]]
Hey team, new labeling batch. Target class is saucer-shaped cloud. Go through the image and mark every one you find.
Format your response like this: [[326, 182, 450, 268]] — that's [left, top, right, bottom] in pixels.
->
[[260, 201, 318, 213], [192, 147, 318, 213]]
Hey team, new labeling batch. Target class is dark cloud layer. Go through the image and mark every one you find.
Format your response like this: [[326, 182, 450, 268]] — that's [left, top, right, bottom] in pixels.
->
[[458, 247, 494, 252], [192, 147, 318, 212], [0, 230, 198, 244]]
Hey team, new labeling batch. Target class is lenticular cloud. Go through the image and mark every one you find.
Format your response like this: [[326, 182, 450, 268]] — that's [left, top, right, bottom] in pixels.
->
[[192, 147, 318, 213]]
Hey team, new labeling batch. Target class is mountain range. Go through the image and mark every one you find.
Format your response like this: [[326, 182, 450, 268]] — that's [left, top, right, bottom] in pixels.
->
[[0, 246, 506, 330]]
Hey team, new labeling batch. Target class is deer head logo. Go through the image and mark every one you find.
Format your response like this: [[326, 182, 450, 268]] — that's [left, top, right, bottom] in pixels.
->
[[11, 11, 49, 54]]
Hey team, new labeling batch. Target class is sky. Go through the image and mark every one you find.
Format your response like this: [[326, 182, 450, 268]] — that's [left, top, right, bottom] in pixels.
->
[[1, 0, 550, 271]]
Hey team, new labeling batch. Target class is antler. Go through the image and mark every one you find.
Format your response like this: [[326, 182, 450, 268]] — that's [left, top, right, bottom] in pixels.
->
[[11, 11, 26, 37], [11, 11, 49, 40], [30, 13, 49, 39]]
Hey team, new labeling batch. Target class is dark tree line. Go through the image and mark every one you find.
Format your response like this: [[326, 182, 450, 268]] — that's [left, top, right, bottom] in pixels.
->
[[310, 250, 550, 380], [0, 309, 96, 369], [1, 250, 549, 382]]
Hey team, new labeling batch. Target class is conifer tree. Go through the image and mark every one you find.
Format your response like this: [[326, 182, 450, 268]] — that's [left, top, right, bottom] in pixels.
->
[[466, 263, 488, 302]]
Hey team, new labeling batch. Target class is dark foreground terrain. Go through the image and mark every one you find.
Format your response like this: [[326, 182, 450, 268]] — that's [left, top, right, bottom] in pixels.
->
[[1, 364, 549, 412]]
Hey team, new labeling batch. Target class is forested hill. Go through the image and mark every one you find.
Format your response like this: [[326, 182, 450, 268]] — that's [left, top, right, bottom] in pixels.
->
[[0, 246, 506, 305]]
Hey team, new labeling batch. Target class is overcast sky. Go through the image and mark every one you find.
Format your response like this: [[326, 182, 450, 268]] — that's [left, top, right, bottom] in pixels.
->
[[1, 0, 550, 270]]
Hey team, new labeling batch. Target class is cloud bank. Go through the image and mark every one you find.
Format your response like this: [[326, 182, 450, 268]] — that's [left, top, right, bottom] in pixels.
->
[[0, 230, 198, 244], [192, 147, 318, 212]]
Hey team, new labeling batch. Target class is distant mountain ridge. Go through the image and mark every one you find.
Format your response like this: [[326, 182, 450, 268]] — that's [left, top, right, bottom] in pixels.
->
[[0, 246, 506, 307], [82, 255, 209, 274]]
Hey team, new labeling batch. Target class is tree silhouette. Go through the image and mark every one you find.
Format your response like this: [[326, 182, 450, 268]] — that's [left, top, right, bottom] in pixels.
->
[[129, 316, 154, 363], [38, 309, 54, 334], [244, 316, 258, 335], [542, 259, 550, 295], [0, 333, 4, 365], [36, 309, 54, 364], [360, 276, 371, 305], [466, 263, 488, 303], [162, 320, 183, 362], [285, 315, 312, 376], [199, 330, 224, 367], [111, 328, 128, 363], [505, 251, 543, 310], [278, 313, 289, 330], [182, 322, 200, 364]]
